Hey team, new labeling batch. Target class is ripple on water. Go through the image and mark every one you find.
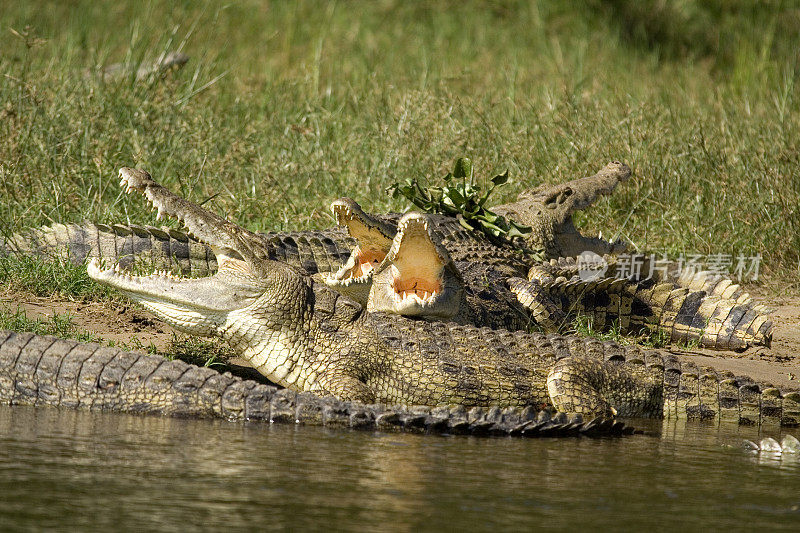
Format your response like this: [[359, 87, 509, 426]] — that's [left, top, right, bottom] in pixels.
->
[[0, 407, 799, 532]]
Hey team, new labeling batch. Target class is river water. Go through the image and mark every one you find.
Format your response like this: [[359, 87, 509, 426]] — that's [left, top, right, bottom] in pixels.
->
[[1, 406, 798, 532]]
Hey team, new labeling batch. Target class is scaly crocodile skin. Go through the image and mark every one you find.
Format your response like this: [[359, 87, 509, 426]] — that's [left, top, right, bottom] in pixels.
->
[[2, 222, 354, 277], [0, 330, 633, 437], [508, 258, 773, 350]]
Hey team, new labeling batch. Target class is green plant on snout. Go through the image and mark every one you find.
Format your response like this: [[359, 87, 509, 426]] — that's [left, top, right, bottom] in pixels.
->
[[389, 157, 532, 245]]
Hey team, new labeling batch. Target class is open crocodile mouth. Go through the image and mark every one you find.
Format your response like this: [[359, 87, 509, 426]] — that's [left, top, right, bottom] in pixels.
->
[[389, 216, 443, 302], [323, 198, 395, 302], [87, 168, 266, 335], [368, 213, 461, 318], [493, 161, 631, 258]]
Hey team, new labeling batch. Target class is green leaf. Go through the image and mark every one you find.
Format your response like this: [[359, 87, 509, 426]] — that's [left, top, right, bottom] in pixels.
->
[[444, 188, 465, 206], [506, 226, 527, 238], [491, 170, 509, 186], [391, 157, 528, 245], [476, 211, 498, 223], [453, 157, 473, 180], [458, 217, 475, 231], [480, 221, 505, 234]]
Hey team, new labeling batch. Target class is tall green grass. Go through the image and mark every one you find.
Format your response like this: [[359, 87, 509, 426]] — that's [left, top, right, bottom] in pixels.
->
[[1, 0, 799, 287]]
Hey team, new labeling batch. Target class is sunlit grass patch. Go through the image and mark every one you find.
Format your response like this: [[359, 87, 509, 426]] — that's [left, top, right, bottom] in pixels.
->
[[159, 334, 237, 369], [0, 254, 114, 301], [566, 313, 676, 349], [0, 307, 101, 343]]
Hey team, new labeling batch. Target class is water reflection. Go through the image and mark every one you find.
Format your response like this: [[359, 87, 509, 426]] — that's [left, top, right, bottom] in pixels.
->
[[0, 407, 799, 531]]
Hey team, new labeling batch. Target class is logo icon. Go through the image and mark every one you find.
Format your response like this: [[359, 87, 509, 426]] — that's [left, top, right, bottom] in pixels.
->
[[576, 251, 608, 281]]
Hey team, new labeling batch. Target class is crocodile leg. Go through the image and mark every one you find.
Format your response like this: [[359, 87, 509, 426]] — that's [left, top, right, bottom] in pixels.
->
[[312, 373, 377, 403], [547, 356, 660, 418]]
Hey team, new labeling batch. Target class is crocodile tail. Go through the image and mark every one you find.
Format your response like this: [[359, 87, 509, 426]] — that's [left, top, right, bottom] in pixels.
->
[[659, 357, 800, 426], [506, 277, 568, 331], [1, 222, 217, 276], [634, 271, 773, 351], [545, 336, 800, 426], [0, 329, 269, 418], [526, 264, 773, 351], [258, 229, 356, 275]]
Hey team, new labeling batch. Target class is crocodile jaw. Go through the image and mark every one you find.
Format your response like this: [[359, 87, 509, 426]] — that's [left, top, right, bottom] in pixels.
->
[[494, 161, 631, 258], [324, 198, 394, 304], [87, 169, 318, 390], [368, 213, 462, 318], [88, 258, 263, 336]]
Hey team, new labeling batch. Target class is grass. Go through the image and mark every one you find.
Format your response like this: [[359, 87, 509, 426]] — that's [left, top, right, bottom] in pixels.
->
[[0, 254, 116, 301], [0, 307, 102, 343], [0, 305, 237, 369], [566, 313, 682, 350], [0, 0, 798, 291]]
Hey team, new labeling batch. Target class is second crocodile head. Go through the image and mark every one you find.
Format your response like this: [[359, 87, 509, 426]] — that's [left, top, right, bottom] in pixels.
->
[[323, 198, 397, 304]]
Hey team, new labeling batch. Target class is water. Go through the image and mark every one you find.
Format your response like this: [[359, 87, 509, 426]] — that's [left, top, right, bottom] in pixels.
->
[[1, 406, 799, 532]]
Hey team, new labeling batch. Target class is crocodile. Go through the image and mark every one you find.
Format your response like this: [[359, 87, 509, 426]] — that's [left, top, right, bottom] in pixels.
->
[[324, 197, 531, 303], [86, 167, 800, 426], [366, 211, 552, 331], [3, 161, 772, 350], [3, 161, 635, 289], [0, 329, 630, 437], [324, 161, 632, 300], [367, 212, 773, 350], [2, 162, 632, 319]]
